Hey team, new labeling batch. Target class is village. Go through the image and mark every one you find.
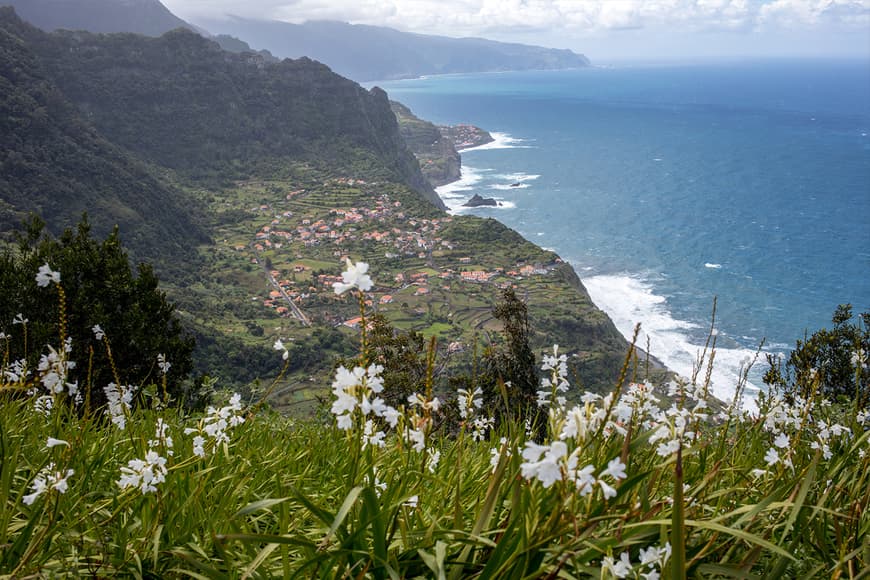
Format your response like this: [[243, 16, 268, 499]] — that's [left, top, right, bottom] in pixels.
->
[[235, 179, 562, 333]]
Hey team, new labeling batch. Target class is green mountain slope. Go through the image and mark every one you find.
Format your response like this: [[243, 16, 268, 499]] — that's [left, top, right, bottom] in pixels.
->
[[193, 17, 591, 82], [0, 8, 207, 266], [17, 22, 443, 209], [0, 7, 635, 396]]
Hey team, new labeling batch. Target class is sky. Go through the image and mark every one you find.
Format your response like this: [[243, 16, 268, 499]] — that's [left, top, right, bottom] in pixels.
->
[[161, 0, 870, 62]]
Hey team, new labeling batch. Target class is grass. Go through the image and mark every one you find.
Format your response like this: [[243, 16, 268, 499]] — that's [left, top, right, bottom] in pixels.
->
[[2, 297, 868, 578]]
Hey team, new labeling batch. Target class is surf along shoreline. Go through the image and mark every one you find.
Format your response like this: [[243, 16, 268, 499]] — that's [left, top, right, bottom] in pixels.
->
[[434, 128, 753, 407], [430, 129, 697, 397]]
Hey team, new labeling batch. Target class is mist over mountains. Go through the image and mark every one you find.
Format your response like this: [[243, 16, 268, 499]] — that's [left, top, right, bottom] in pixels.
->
[[196, 17, 591, 81], [2, 0, 197, 37], [1, 0, 590, 82]]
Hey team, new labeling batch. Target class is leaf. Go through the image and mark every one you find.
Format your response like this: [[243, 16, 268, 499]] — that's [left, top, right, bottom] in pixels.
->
[[233, 497, 291, 519]]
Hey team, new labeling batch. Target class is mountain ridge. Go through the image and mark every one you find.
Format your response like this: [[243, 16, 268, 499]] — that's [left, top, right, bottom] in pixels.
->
[[191, 17, 591, 82]]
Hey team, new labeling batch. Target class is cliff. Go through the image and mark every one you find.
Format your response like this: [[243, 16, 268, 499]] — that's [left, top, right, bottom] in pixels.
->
[[0, 9, 208, 267], [391, 101, 492, 188], [1, 14, 444, 210]]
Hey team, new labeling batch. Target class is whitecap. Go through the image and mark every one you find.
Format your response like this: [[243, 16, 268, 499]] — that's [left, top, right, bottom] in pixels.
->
[[704, 263, 722, 269], [461, 132, 535, 151], [490, 183, 531, 190], [495, 173, 541, 182], [435, 166, 488, 213], [582, 273, 763, 406]]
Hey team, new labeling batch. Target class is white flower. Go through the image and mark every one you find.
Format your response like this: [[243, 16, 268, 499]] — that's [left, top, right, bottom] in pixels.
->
[[273, 338, 289, 360], [92, 325, 105, 341], [117, 450, 168, 494], [147, 418, 174, 455], [519, 440, 567, 488], [34, 395, 53, 417], [602, 551, 633, 578], [600, 457, 627, 482], [104, 383, 136, 430], [12, 313, 28, 325], [156, 353, 171, 375], [332, 258, 373, 294], [639, 543, 671, 568], [764, 447, 780, 466], [598, 479, 618, 499], [192, 435, 206, 458], [362, 419, 386, 450], [773, 432, 790, 448], [23, 463, 73, 505], [38, 345, 75, 395], [35, 263, 60, 287], [457, 387, 483, 420], [405, 427, 426, 452], [427, 449, 441, 473], [45, 437, 69, 448]]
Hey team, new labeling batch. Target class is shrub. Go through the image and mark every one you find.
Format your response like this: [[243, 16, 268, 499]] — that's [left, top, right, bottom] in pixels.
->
[[764, 304, 869, 406], [0, 215, 199, 410]]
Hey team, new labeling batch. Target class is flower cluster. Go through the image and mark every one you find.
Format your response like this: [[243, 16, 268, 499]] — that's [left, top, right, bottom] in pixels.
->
[[156, 353, 171, 375], [36, 342, 78, 400], [104, 382, 137, 430], [753, 391, 863, 475], [184, 393, 245, 457], [3, 357, 29, 384], [457, 386, 482, 420], [537, 345, 570, 408], [148, 418, 174, 456], [520, 441, 628, 499], [23, 463, 74, 505], [403, 391, 441, 455], [117, 449, 168, 494], [601, 542, 671, 579], [331, 364, 399, 432]]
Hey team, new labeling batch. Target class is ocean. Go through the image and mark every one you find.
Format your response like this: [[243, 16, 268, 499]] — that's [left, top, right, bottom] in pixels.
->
[[375, 60, 870, 401]]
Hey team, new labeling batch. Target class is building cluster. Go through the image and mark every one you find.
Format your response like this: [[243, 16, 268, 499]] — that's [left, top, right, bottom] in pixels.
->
[[244, 184, 560, 324]]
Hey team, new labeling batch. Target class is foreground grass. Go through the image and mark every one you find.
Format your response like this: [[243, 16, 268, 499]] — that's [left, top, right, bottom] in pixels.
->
[[1, 373, 867, 578], [2, 263, 868, 578]]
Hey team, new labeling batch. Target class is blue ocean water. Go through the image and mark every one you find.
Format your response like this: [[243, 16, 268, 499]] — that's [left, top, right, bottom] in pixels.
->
[[376, 60, 870, 399]]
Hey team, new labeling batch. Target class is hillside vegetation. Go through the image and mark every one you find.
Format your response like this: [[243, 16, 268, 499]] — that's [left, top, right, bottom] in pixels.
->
[[1, 262, 867, 577], [0, 6, 630, 398]]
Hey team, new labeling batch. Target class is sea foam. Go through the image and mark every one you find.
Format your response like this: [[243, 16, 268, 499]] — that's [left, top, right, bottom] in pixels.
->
[[582, 273, 763, 405], [461, 132, 534, 151]]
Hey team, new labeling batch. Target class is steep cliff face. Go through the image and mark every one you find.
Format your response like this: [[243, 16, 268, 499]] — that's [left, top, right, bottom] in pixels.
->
[[7, 18, 443, 209], [392, 101, 494, 188], [0, 9, 208, 267]]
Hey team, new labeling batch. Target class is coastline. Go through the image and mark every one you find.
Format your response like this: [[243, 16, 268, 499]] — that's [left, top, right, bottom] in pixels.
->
[[432, 137, 677, 384], [435, 133, 757, 405]]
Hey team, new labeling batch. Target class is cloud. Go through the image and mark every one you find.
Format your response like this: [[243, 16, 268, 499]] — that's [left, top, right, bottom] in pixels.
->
[[758, 0, 870, 28], [162, 0, 870, 36]]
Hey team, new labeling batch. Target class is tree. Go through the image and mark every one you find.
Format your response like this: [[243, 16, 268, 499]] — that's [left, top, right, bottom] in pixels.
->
[[363, 313, 431, 408], [764, 304, 869, 406], [480, 288, 543, 436], [0, 215, 199, 410]]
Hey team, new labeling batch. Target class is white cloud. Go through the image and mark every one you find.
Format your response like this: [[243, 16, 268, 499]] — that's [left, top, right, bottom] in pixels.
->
[[758, 0, 870, 28], [162, 0, 870, 39]]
